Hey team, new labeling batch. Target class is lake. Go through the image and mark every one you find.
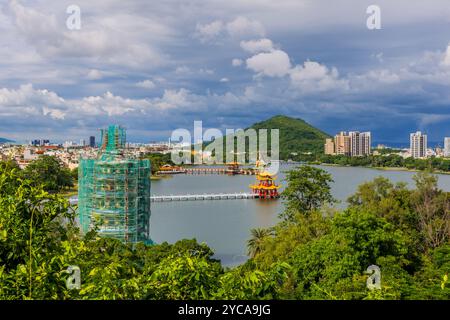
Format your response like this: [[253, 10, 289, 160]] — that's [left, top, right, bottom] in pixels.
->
[[149, 164, 450, 266]]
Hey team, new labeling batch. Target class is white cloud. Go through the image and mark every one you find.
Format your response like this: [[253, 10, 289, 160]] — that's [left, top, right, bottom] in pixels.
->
[[241, 38, 349, 94], [7, 1, 166, 68], [154, 88, 206, 111], [42, 107, 65, 120], [136, 79, 156, 89], [76, 91, 146, 116], [0, 83, 67, 119], [290, 61, 348, 92], [246, 50, 291, 77], [419, 113, 450, 127], [226, 16, 265, 38], [371, 52, 384, 63], [86, 69, 104, 80], [240, 38, 274, 53], [194, 16, 265, 42], [199, 68, 215, 75], [442, 44, 450, 66], [220, 78, 229, 82], [153, 76, 166, 83], [290, 61, 336, 81], [195, 20, 224, 42], [175, 66, 191, 74], [0, 84, 207, 124], [355, 69, 400, 85], [232, 58, 243, 66]]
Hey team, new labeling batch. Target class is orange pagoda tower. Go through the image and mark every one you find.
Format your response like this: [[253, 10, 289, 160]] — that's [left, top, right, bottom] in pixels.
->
[[249, 171, 281, 199]]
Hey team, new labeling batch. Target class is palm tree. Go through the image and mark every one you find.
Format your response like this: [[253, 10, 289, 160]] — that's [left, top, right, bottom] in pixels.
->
[[247, 228, 272, 258]]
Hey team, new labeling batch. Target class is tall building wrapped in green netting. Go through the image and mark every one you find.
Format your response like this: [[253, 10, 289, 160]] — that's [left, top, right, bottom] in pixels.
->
[[78, 125, 152, 244]]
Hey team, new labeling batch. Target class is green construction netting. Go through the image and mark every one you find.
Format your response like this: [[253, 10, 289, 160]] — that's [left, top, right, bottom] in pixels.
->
[[78, 125, 152, 244]]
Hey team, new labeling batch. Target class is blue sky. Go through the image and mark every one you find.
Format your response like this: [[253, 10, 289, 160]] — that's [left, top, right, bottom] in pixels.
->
[[1, 0, 450, 144]]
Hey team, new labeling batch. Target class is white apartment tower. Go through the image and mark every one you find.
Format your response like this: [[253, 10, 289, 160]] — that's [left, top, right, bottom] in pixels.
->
[[410, 131, 427, 159], [444, 137, 450, 157], [349, 131, 371, 156]]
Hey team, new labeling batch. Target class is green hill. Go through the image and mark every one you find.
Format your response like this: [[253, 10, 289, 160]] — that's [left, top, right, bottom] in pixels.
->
[[0, 138, 13, 143], [202, 115, 330, 161], [249, 115, 330, 159]]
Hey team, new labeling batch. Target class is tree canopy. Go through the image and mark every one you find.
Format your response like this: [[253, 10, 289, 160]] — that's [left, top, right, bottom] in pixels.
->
[[23, 155, 74, 193]]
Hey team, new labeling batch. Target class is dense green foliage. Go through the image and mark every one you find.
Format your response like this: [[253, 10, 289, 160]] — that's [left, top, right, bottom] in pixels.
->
[[144, 153, 174, 174], [23, 155, 74, 192], [0, 164, 287, 299], [0, 162, 448, 300], [0, 156, 75, 192], [249, 168, 450, 299], [281, 165, 336, 220]]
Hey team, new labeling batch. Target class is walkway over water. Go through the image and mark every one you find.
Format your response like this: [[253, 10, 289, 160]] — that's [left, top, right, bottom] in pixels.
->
[[150, 193, 258, 202], [157, 168, 256, 175], [69, 192, 259, 204]]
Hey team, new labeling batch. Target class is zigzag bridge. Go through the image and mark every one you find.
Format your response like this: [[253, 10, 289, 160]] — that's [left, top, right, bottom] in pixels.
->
[[70, 192, 260, 204]]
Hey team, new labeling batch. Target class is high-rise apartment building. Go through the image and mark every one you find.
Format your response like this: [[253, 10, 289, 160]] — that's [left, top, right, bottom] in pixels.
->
[[89, 136, 96, 148], [349, 131, 371, 156], [31, 139, 49, 146], [326, 131, 372, 157], [334, 132, 351, 156], [324, 138, 335, 155], [444, 137, 450, 157], [410, 131, 427, 159]]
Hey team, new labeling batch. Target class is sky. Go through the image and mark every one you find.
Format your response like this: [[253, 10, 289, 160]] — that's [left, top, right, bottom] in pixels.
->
[[1, 0, 450, 144]]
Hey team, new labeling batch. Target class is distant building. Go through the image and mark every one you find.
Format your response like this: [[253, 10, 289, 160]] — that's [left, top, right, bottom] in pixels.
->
[[324, 138, 335, 155], [444, 137, 450, 157], [349, 131, 371, 156], [335, 132, 351, 156], [63, 141, 74, 148], [326, 131, 371, 157], [89, 136, 96, 148], [23, 148, 38, 161], [31, 139, 49, 146], [80, 139, 86, 147], [410, 131, 427, 159]]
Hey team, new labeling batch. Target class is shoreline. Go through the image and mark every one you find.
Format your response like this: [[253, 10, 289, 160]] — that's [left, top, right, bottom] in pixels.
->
[[151, 175, 172, 180], [317, 162, 450, 175]]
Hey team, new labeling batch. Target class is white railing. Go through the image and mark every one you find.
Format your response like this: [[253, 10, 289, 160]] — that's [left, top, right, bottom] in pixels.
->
[[69, 193, 258, 204], [150, 193, 258, 202]]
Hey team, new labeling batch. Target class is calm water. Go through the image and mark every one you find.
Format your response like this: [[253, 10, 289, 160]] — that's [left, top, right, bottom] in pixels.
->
[[149, 165, 450, 266]]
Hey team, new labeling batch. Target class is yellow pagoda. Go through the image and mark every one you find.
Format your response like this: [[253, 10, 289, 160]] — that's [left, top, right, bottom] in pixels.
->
[[249, 171, 281, 199]]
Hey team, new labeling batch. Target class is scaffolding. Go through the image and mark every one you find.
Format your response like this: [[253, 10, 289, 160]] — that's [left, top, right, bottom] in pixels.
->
[[78, 125, 152, 244]]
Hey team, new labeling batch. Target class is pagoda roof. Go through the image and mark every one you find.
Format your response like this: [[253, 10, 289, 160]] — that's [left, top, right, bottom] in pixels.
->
[[249, 184, 281, 189]]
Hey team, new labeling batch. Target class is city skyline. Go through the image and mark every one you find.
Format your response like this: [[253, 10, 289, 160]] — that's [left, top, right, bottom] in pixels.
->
[[11, 125, 448, 148], [0, 1, 450, 142]]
